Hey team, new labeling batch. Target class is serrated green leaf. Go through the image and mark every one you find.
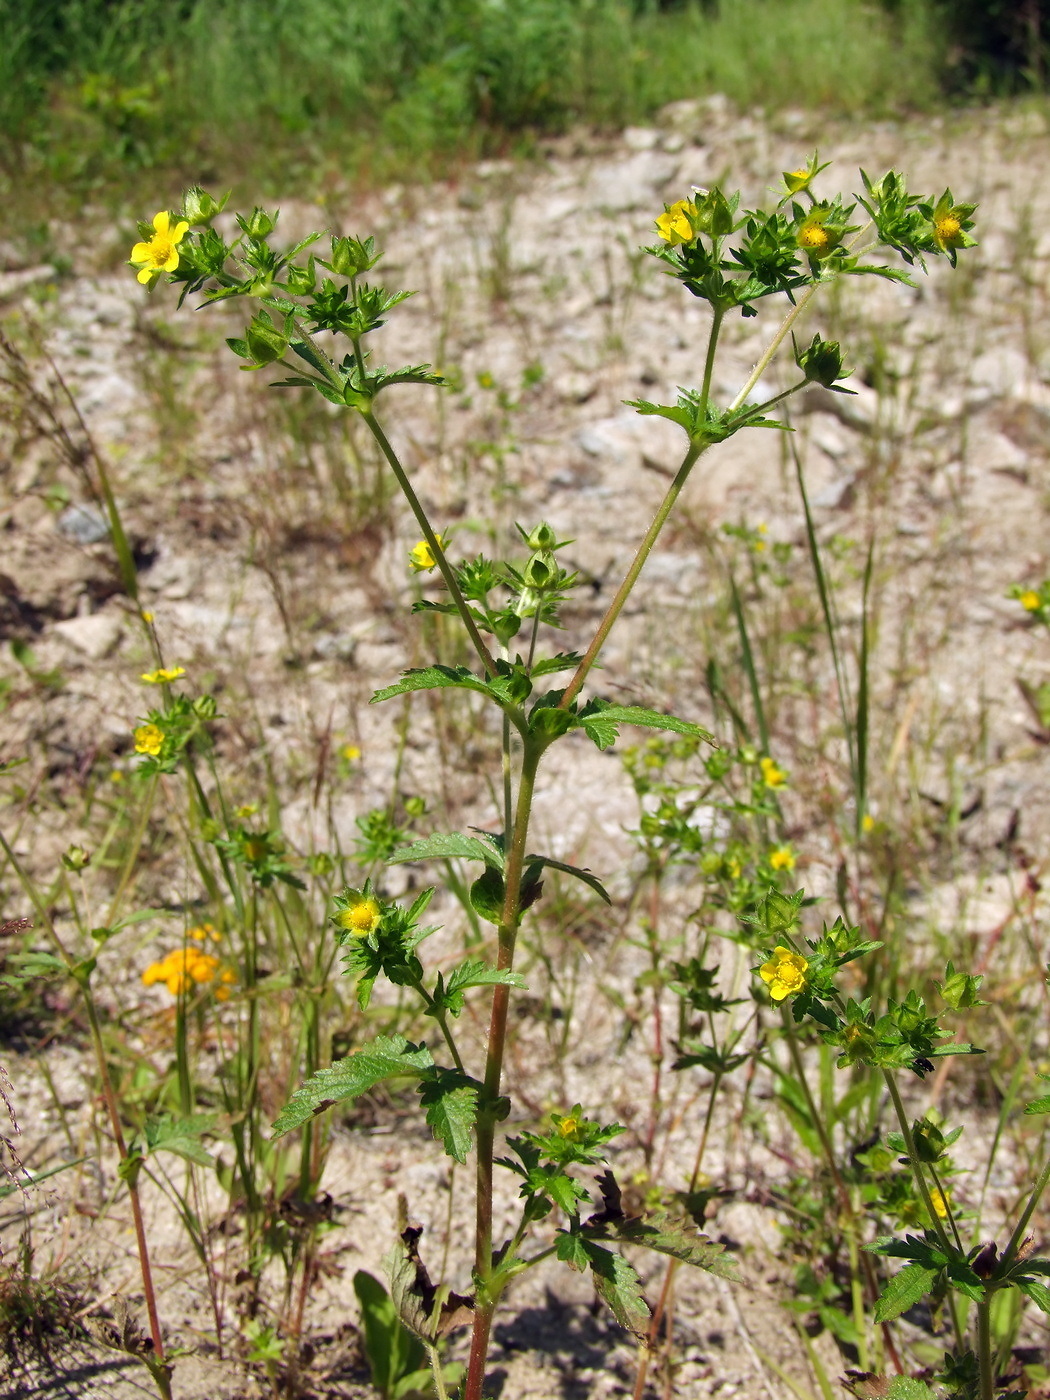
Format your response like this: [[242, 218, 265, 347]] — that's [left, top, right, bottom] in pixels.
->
[[390, 833, 504, 870], [143, 1114, 215, 1167], [371, 665, 498, 705], [885, 1380, 938, 1400], [417, 1068, 480, 1163], [581, 1240, 650, 1337], [594, 1214, 737, 1279], [1019, 1279, 1050, 1314], [444, 958, 526, 1004], [273, 1035, 434, 1137], [577, 701, 714, 753], [531, 653, 584, 677], [873, 1263, 938, 1322], [556, 1232, 590, 1271]]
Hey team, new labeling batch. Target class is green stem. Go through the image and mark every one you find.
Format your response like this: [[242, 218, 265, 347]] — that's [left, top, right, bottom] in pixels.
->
[[560, 440, 705, 709], [728, 283, 820, 414], [463, 740, 542, 1400], [361, 409, 499, 678], [698, 305, 725, 419], [882, 1071, 957, 1259], [977, 1299, 995, 1400], [1001, 1153, 1050, 1269]]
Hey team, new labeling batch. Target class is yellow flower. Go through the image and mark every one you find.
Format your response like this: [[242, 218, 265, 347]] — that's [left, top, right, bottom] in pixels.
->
[[1020, 590, 1042, 612], [134, 723, 164, 756], [726, 856, 742, 880], [759, 945, 809, 1001], [141, 666, 185, 684], [130, 211, 189, 285], [409, 534, 445, 572], [336, 897, 382, 938], [341, 744, 361, 762], [141, 610, 155, 624], [655, 199, 697, 246], [861, 813, 875, 833], [929, 1188, 950, 1220], [769, 846, 796, 872], [142, 946, 231, 997], [188, 922, 221, 943], [760, 756, 788, 789], [556, 1115, 580, 1139], [235, 804, 258, 818]]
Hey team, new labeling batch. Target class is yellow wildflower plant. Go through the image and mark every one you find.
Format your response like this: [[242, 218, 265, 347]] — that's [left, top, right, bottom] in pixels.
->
[[134, 722, 164, 756], [140, 666, 185, 684], [760, 756, 788, 789], [655, 199, 697, 246], [409, 534, 446, 572], [759, 945, 809, 1001], [341, 743, 362, 762], [336, 896, 382, 939], [769, 845, 796, 872], [130, 210, 189, 285]]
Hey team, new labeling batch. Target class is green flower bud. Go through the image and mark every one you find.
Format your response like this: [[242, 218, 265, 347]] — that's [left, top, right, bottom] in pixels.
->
[[181, 186, 227, 226], [522, 552, 555, 590], [62, 844, 91, 872], [523, 521, 558, 552], [238, 207, 277, 240], [327, 235, 380, 277], [795, 334, 851, 390]]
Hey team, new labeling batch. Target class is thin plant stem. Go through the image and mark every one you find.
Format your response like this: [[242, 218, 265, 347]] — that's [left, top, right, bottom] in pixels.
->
[[361, 409, 499, 678], [560, 440, 705, 709], [1001, 1152, 1050, 1269], [463, 740, 542, 1400], [977, 1299, 995, 1400]]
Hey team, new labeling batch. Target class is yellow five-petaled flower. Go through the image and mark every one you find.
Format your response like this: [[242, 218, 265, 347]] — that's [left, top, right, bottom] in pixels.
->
[[141, 666, 185, 684], [130, 211, 189, 285], [769, 845, 796, 872], [759, 945, 809, 1001], [760, 756, 788, 789], [655, 199, 697, 246], [134, 723, 164, 756], [409, 534, 445, 572]]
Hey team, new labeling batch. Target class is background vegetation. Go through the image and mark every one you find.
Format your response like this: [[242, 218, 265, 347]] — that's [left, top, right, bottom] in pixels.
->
[[0, 0, 1045, 202]]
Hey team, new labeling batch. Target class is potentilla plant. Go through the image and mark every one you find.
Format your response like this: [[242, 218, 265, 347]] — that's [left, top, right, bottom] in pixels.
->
[[129, 162, 980, 1398]]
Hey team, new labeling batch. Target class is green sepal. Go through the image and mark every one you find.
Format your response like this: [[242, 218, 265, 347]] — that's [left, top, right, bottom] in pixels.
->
[[469, 867, 506, 923]]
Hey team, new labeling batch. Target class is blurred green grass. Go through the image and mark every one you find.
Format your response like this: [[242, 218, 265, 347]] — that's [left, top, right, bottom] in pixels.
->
[[0, 0, 953, 203]]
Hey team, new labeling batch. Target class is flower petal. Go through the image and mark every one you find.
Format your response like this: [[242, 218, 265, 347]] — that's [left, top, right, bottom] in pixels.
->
[[172, 220, 189, 243], [153, 210, 171, 235], [137, 267, 154, 285], [130, 241, 151, 263]]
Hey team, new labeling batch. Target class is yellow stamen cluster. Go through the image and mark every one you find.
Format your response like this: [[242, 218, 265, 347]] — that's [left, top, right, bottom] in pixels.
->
[[134, 723, 164, 756], [798, 223, 830, 251], [336, 897, 382, 938], [556, 1115, 580, 1139], [759, 946, 809, 1001], [142, 946, 236, 998], [934, 215, 961, 242], [130, 211, 189, 285]]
